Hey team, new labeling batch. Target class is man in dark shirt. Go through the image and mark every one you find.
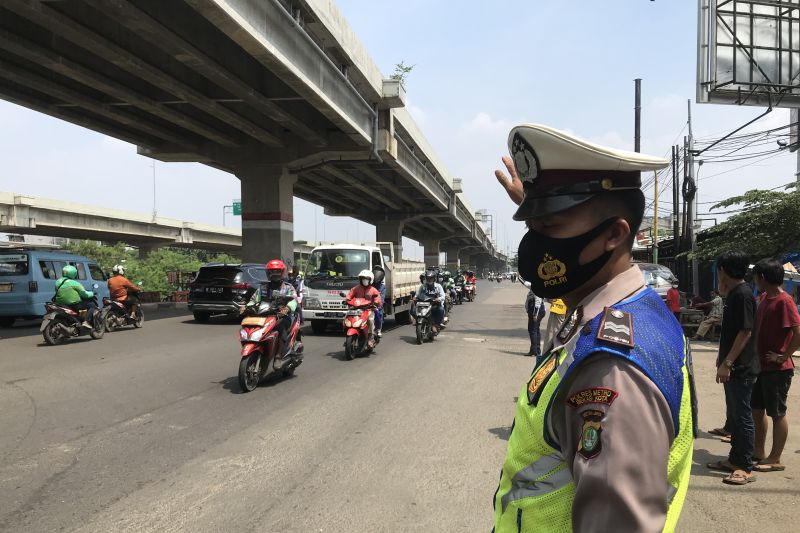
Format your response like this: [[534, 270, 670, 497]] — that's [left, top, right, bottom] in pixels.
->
[[709, 251, 759, 485]]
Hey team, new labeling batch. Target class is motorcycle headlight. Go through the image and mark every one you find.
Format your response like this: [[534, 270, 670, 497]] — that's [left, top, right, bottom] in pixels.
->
[[239, 328, 248, 341]]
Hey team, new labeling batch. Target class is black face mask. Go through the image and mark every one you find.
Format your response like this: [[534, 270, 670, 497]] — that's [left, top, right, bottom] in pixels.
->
[[518, 218, 618, 299]]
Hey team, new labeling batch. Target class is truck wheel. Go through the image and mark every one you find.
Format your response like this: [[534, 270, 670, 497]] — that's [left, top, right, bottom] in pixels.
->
[[193, 311, 211, 323], [310, 320, 327, 335]]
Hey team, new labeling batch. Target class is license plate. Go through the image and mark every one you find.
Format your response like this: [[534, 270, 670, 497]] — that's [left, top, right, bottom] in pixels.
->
[[208, 287, 224, 294], [0, 284, 11, 293]]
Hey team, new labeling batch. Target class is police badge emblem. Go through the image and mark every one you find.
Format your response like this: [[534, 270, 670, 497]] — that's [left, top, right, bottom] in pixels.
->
[[578, 409, 604, 459]]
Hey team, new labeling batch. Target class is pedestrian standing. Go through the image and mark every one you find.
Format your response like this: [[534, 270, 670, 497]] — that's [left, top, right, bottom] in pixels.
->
[[707, 251, 759, 485], [493, 124, 695, 531], [751, 258, 800, 473], [523, 280, 546, 362], [544, 297, 567, 348], [666, 280, 681, 321]]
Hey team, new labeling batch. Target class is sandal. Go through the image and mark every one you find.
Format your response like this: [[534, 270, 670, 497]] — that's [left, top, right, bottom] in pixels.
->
[[722, 471, 756, 485], [707, 460, 735, 472], [753, 463, 786, 472], [709, 427, 731, 437], [720, 435, 731, 443]]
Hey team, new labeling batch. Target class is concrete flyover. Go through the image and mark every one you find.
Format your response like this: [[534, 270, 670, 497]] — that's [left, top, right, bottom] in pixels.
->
[[0, 0, 506, 269]]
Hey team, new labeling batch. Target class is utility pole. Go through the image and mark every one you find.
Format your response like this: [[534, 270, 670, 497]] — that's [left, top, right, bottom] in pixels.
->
[[792, 109, 800, 182], [687, 100, 699, 294], [672, 145, 680, 261], [634, 79, 642, 152], [653, 170, 659, 264]]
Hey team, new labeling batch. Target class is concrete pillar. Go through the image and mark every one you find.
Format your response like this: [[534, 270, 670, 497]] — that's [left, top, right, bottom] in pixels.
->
[[443, 244, 462, 272], [137, 243, 161, 259], [236, 163, 296, 264], [375, 220, 405, 260], [422, 239, 440, 268]]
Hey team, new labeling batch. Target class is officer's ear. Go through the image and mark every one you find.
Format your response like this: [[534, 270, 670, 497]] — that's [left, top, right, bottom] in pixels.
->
[[604, 218, 632, 253]]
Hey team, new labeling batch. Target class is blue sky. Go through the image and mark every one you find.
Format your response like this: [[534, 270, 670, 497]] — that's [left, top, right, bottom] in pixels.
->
[[1, 0, 794, 260]]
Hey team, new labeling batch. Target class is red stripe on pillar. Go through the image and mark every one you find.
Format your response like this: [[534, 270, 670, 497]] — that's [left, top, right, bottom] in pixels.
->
[[242, 212, 294, 222]]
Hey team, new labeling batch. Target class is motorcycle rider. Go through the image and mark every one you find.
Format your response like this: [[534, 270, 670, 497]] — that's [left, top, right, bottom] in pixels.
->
[[411, 270, 446, 334], [54, 264, 96, 328], [372, 265, 387, 338], [442, 270, 457, 302], [108, 264, 140, 320], [345, 269, 382, 348], [287, 264, 305, 324], [242, 259, 299, 359], [465, 270, 478, 297]]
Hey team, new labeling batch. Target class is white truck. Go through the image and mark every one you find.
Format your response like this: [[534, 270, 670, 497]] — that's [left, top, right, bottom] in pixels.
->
[[302, 243, 424, 334]]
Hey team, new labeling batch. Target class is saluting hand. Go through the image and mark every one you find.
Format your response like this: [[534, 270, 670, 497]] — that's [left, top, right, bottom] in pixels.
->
[[494, 155, 524, 206]]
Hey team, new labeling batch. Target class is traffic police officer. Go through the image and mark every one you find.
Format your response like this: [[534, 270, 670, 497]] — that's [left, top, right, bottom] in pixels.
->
[[492, 124, 696, 532]]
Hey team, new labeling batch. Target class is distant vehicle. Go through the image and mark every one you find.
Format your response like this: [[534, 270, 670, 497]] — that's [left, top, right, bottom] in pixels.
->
[[0, 248, 110, 327], [636, 262, 678, 301], [303, 243, 423, 334], [188, 263, 265, 322]]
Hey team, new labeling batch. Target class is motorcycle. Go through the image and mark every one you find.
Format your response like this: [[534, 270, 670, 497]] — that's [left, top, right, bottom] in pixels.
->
[[237, 297, 303, 392], [41, 284, 105, 345], [454, 283, 465, 305], [413, 298, 439, 345], [464, 283, 476, 302], [340, 292, 379, 360], [102, 298, 144, 331]]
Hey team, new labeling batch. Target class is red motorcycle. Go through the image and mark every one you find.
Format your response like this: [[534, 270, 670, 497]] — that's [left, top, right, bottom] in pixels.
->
[[237, 300, 303, 392], [341, 293, 379, 360]]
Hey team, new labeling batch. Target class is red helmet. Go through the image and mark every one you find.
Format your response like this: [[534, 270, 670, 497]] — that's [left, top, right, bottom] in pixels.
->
[[266, 259, 286, 272]]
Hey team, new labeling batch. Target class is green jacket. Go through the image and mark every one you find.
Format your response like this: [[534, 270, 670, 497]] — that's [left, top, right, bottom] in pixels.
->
[[54, 277, 91, 306]]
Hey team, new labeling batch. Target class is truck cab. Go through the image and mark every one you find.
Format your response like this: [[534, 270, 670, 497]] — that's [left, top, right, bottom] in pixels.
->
[[302, 243, 423, 334]]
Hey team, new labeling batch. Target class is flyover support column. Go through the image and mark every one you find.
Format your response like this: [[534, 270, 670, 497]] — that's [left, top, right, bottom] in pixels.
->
[[422, 239, 440, 268], [375, 220, 405, 260], [443, 245, 462, 272], [137, 243, 161, 259], [236, 164, 296, 264]]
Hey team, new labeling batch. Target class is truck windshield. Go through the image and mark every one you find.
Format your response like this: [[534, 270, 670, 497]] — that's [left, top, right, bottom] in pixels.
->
[[307, 249, 369, 279], [0, 253, 29, 276]]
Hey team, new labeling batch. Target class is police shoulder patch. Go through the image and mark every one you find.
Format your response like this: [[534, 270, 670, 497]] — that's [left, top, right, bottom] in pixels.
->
[[596, 307, 634, 348], [578, 409, 604, 459], [566, 387, 619, 409], [527, 356, 557, 405]]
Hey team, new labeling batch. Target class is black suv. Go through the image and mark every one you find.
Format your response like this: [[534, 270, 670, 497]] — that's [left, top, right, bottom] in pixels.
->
[[188, 263, 267, 322]]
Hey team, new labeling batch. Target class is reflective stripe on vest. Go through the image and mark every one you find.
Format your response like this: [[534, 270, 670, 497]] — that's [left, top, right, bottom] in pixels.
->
[[500, 453, 572, 511]]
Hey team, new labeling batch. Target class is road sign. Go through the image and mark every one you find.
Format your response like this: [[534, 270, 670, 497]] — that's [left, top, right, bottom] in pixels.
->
[[698, 0, 800, 108], [232, 201, 241, 216]]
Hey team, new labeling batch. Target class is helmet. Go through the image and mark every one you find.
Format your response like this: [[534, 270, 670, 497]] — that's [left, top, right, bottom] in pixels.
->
[[358, 269, 374, 283], [443, 270, 451, 279], [112, 264, 125, 276], [266, 259, 286, 282], [62, 265, 78, 279], [424, 270, 436, 284]]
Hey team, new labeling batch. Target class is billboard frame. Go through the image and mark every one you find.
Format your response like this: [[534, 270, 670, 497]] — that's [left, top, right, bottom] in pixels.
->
[[698, 0, 800, 108]]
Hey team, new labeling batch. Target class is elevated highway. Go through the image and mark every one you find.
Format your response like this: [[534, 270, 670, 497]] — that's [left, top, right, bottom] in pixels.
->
[[0, 0, 507, 271]]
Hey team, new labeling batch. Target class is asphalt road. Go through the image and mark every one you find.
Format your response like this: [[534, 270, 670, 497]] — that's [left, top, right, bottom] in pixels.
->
[[0, 281, 532, 532], [2, 282, 798, 532]]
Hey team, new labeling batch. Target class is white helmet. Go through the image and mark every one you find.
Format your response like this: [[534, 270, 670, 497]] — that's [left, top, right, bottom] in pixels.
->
[[358, 269, 374, 283], [112, 264, 125, 276]]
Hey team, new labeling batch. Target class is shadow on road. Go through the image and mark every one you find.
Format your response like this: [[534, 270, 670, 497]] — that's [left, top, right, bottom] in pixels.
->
[[216, 370, 297, 394], [691, 446, 733, 479], [488, 425, 512, 441], [2, 309, 192, 340]]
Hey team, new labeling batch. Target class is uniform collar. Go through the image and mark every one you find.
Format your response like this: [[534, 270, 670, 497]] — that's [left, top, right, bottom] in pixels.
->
[[556, 265, 644, 346]]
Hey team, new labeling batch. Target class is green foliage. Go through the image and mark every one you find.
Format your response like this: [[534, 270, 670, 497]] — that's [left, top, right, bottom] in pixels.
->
[[389, 61, 414, 84], [65, 241, 240, 296], [693, 185, 800, 260]]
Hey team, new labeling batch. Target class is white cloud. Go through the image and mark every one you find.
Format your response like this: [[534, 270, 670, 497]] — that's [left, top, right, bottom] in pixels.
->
[[458, 112, 513, 138]]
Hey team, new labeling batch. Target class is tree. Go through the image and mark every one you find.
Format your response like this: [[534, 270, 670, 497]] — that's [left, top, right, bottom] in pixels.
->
[[389, 61, 414, 85], [693, 185, 800, 260]]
